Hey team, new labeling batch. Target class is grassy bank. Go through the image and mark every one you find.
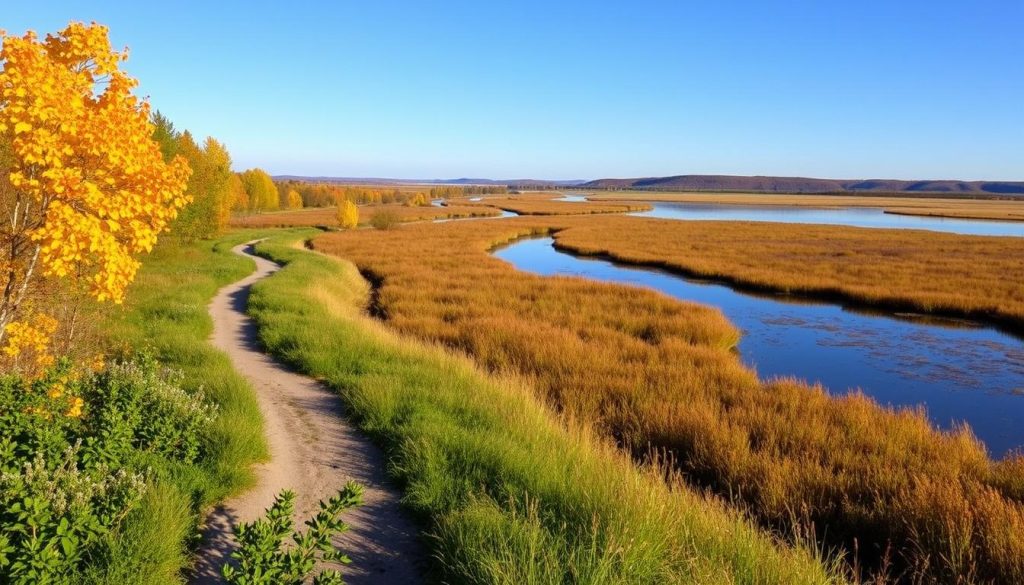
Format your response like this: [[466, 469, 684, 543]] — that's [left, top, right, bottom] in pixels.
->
[[245, 232, 841, 584], [92, 231, 293, 582], [312, 217, 1024, 583]]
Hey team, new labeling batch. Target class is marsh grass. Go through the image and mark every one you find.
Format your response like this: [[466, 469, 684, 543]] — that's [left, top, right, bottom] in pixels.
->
[[551, 216, 1024, 333], [246, 233, 843, 585], [312, 217, 1024, 583]]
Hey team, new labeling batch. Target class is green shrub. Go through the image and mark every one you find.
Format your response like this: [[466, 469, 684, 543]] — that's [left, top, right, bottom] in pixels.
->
[[0, 358, 216, 583], [82, 357, 216, 466], [0, 447, 146, 584], [369, 210, 400, 230], [222, 483, 363, 585]]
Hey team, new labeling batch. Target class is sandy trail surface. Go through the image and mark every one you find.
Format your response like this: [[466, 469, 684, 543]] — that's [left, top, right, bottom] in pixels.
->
[[190, 242, 424, 584]]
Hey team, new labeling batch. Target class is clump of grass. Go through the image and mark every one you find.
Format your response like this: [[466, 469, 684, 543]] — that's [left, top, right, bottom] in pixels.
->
[[247, 233, 843, 585], [311, 216, 1024, 583]]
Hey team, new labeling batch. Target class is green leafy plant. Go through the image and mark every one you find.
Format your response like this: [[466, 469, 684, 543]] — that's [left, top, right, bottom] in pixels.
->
[[0, 446, 146, 584], [222, 483, 364, 585], [82, 356, 217, 466], [0, 357, 217, 582]]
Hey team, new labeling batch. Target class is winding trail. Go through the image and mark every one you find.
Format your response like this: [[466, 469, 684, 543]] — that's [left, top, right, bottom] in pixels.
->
[[190, 242, 424, 584]]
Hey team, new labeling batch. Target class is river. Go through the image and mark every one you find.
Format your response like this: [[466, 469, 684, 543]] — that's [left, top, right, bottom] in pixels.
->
[[630, 201, 1024, 237], [493, 236, 1024, 457]]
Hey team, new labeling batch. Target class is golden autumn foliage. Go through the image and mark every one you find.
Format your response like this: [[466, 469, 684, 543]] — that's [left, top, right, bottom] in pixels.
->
[[274, 180, 434, 207], [337, 199, 359, 229], [239, 168, 278, 213], [229, 173, 249, 212], [163, 129, 236, 239], [1, 310, 57, 377], [0, 22, 191, 349], [405, 192, 429, 207], [286, 189, 303, 210], [230, 203, 499, 228], [215, 149, 238, 227], [150, 112, 240, 238]]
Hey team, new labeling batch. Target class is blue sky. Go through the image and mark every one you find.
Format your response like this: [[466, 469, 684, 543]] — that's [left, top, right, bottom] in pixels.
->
[[5, 2, 1023, 180]]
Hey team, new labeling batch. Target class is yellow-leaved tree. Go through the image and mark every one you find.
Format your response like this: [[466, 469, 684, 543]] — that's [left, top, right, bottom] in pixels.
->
[[239, 168, 279, 213], [337, 199, 359, 229], [286, 189, 303, 209], [229, 173, 249, 212], [0, 22, 190, 351], [406, 192, 429, 207]]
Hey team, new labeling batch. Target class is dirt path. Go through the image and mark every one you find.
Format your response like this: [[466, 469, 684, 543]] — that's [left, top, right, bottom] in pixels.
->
[[190, 242, 424, 584]]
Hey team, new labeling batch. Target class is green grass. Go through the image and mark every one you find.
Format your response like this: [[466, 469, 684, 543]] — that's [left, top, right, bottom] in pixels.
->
[[91, 229, 309, 583], [245, 232, 844, 584]]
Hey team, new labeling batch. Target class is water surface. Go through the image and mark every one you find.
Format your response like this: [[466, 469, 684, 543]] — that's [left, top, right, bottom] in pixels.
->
[[494, 237, 1024, 457], [433, 208, 518, 223], [632, 202, 1024, 237], [554, 194, 589, 203]]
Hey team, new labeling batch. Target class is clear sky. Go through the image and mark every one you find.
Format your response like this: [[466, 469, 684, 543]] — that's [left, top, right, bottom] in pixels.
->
[[5, 2, 1023, 180]]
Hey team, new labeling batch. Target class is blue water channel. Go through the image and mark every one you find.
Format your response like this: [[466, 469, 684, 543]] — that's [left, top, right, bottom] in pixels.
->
[[630, 202, 1024, 237], [493, 237, 1024, 457]]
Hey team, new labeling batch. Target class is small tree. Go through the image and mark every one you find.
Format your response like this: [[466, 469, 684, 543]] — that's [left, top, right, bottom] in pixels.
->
[[286, 189, 303, 210], [337, 200, 358, 229], [0, 22, 191, 349], [240, 168, 279, 213], [405, 192, 429, 207], [229, 173, 249, 212]]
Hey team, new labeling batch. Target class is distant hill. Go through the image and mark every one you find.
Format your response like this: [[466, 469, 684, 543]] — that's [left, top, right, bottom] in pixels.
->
[[582, 175, 1024, 195], [274, 176, 587, 188], [273, 174, 1024, 196]]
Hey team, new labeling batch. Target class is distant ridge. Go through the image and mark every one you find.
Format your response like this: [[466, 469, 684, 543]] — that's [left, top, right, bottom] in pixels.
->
[[273, 174, 1024, 196], [582, 175, 1024, 195], [273, 176, 587, 188]]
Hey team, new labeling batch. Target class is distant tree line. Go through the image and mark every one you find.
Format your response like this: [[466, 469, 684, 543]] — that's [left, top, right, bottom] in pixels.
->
[[429, 185, 508, 198], [151, 112, 294, 233], [273, 181, 440, 208]]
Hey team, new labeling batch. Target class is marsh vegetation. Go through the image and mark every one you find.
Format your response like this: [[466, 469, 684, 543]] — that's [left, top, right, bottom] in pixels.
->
[[495, 236, 1024, 456], [313, 216, 1024, 583], [552, 216, 1024, 331]]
